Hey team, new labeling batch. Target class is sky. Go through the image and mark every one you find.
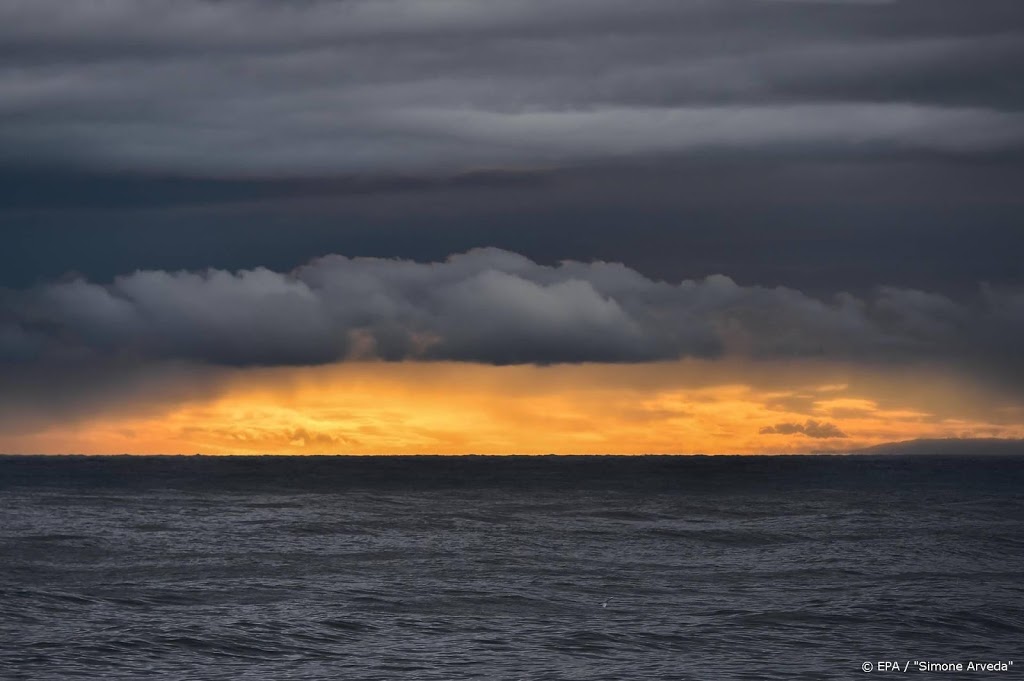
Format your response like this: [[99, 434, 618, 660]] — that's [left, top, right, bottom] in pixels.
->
[[2, 0, 1023, 453]]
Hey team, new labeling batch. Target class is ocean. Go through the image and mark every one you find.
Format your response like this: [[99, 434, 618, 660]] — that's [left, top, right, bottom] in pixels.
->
[[1, 455, 1021, 679]]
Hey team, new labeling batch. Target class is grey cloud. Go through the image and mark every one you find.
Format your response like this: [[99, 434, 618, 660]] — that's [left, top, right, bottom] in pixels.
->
[[399, 105, 1024, 163], [1, 0, 1022, 173], [4, 248, 1023, 371], [760, 420, 848, 438]]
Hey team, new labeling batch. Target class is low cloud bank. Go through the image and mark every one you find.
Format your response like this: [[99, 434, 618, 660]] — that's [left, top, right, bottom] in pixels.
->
[[2, 248, 1022, 372]]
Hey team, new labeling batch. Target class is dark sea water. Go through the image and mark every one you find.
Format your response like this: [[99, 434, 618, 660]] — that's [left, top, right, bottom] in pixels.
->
[[1, 455, 1022, 680]]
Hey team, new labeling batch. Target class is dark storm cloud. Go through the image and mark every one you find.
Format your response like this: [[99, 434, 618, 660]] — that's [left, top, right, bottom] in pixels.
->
[[1, 0, 1023, 355], [2, 0, 1023, 173], [3, 157, 1022, 299], [760, 420, 848, 439], [3, 249, 1023, 371]]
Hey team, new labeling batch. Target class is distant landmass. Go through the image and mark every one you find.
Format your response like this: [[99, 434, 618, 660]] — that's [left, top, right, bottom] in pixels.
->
[[850, 438, 1024, 456]]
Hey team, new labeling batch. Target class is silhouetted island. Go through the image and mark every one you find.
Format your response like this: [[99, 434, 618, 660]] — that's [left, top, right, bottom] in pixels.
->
[[851, 438, 1024, 456]]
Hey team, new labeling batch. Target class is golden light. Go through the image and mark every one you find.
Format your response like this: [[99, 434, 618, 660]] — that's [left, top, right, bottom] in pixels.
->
[[4, 360, 1023, 455]]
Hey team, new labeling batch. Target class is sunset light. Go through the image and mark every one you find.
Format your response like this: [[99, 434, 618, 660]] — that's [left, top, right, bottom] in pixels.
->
[[6, 361, 1021, 455]]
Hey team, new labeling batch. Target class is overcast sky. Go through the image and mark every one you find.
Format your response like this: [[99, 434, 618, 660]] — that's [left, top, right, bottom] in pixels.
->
[[2, 0, 1022, 287], [1, 0, 1023, 450], [4, 0, 1024, 171]]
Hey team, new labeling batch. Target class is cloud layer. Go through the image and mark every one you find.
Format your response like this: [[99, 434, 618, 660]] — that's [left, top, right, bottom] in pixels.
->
[[2, 0, 1023, 173], [3, 249, 1022, 375], [3, 0, 1021, 305]]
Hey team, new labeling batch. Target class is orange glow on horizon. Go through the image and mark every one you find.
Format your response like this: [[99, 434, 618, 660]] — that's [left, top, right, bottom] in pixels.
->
[[3, 360, 1023, 455]]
